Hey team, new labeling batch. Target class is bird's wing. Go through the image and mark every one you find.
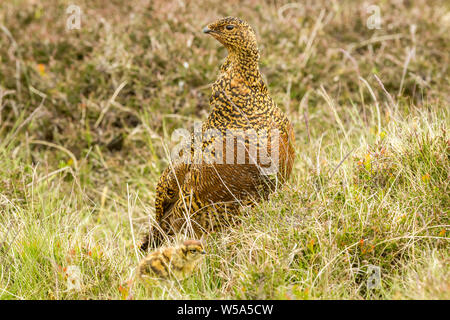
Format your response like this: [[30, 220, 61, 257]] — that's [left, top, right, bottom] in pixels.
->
[[141, 163, 188, 250]]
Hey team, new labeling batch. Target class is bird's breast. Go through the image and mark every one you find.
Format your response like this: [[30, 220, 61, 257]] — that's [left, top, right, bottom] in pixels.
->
[[210, 75, 257, 110]]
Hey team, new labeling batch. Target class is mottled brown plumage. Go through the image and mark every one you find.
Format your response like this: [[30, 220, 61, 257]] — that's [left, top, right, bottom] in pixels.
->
[[137, 240, 205, 280], [141, 17, 295, 250]]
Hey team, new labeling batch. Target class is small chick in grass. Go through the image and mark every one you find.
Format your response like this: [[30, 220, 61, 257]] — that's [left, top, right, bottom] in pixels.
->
[[137, 240, 206, 281]]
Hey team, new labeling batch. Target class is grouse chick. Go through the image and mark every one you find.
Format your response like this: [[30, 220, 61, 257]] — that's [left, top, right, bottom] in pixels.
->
[[137, 240, 206, 281], [141, 17, 295, 250]]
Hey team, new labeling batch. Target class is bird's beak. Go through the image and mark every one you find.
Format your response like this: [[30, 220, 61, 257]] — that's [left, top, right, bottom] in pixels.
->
[[201, 250, 206, 254], [203, 26, 212, 34]]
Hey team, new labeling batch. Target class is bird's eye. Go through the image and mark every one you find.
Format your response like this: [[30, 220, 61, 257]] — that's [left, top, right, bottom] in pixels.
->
[[190, 249, 196, 253], [225, 25, 234, 30]]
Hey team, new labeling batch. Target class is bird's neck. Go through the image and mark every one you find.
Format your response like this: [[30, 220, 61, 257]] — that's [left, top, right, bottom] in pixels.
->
[[228, 48, 261, 80]]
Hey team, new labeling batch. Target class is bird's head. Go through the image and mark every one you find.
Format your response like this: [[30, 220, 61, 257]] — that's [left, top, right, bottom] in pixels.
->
[[203, 17, 258, 56], [182, 239, 206, 261]]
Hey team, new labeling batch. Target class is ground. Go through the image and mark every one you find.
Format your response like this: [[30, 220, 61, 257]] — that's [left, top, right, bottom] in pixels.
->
[[0, 0, 448, 299]]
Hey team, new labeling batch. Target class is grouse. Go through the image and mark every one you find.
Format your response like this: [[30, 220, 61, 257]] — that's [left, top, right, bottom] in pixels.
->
[[137, 240, 206, 280], [141, 17, 295, 250]]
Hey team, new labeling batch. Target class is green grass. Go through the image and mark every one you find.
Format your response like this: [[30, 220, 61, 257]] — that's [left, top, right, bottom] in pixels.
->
[[0, 0, 448, 299]]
